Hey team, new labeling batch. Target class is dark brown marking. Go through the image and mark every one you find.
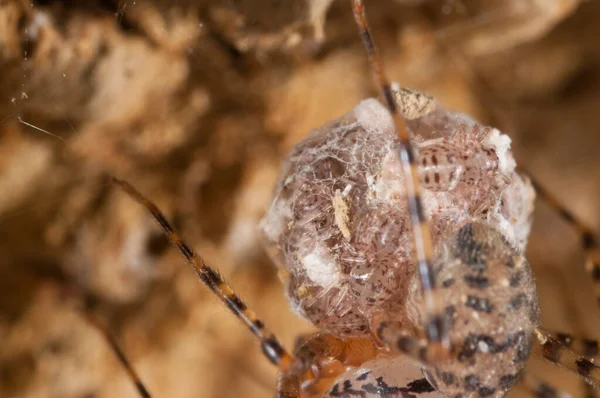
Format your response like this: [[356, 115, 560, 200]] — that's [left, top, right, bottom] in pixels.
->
[[330, 379, 366, 397], [478, 387, 496, 397], [464, 375, 479, 391], [441, 372, 456, 386], [463, 274, 489, 289], [442, 278, 455, 288], [407, 378, 436, 393], [455, 224, 487, 270], [577, 358, 596, 378], [507, 293, 527, 311], [458, 335, 482, 362], [397, 336, 416, 353], [498, 374, 518, 390], [358, 376, 434, 396], [253, 319, 265, 330], [555, 332, 573, 347], [506, 256, 516, 268], [466, 296, 494, 313], [540, 339, 562, 363], [458, 332, 527, 363], [509, 271, 522, 287]]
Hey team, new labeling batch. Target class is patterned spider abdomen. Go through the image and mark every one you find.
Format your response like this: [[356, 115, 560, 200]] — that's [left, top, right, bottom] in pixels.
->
[[415, 222, 540, 397], [260, 89, 535, 338]]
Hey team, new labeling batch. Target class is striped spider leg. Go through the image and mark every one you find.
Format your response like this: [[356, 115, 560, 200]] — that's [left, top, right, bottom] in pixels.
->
[[109, 178, 293, 396]]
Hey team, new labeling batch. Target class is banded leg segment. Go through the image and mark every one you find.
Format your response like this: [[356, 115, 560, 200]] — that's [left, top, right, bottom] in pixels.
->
[[112, 178, 293, 370], [351, 0, 448, 354], [527, 174, 600, 306], [543, 330, 600, 360], [535, 328, 600, 389], [374, 321, 446, 365], [520, 372, 573, 398]]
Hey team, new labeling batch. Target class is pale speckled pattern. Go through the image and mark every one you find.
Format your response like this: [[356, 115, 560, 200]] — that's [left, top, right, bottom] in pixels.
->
[[417, 222, 540, 397]]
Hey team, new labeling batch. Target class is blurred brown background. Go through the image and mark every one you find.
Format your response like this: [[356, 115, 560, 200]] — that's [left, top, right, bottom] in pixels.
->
[[1, 0, 600, 397]]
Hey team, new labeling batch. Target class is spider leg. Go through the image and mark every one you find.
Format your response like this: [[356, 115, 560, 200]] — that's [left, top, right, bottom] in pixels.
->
[[534, 327, 600, 389], [525, 174, 600, 396], [43, 279, 152, 398], [111, 177, 293, 371], [374, 321, 446, 364], [82, 311, 152, 398], [520, 371, 573, 398], [278, 332, 381, 397], [277, 373, 302, 398], [540, 329, 599, 360], [351, 0, 449, 357], [524, 172, 600, 307], [552, 268, 600, 398]]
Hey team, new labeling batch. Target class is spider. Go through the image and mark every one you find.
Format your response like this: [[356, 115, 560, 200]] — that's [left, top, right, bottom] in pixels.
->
[[68, 1, 600, 397], [3, 1, 599, 397]]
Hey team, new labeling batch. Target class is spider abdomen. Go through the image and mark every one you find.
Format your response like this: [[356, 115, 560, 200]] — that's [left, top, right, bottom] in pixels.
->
[[419, 222, 540, 398], [260, 91, 535, 339]]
